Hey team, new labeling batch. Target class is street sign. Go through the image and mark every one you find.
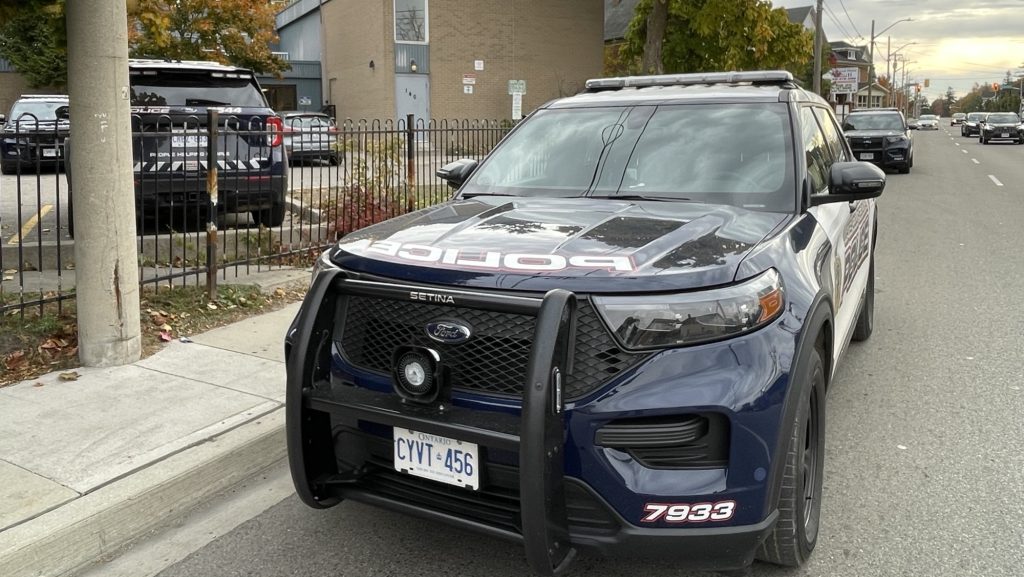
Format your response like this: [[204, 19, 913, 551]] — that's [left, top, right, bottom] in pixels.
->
[[299, 96, 312, 106], [512, 92, 523, 120], [508, 80, 526, 95], [463, 74, 476, 85], [830, 67, 859, 94]]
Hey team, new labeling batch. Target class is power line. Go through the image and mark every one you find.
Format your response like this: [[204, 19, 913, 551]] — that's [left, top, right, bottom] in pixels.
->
[[821, 3, 855, 44], [829, 0, 863, 41]]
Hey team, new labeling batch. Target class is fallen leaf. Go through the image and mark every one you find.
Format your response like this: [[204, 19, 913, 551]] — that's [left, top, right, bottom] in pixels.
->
[[159, 331, 173, 342], [2, 275, 12, 281], [4, 351, 27, 370], [33, 382, 44, 387], [179, 336, 193, 343], [274, 288, 286, 297], [58, 371, 79, 381], [207, 303, 218, 310], [160, 323, 173, 332], [2, 269, 15, 275]]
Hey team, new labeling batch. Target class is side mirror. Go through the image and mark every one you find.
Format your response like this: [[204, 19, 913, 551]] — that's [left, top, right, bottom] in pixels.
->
[[436, 158, 479, 189], [55, 106, 70, 121], [810, 162, 885, 206]]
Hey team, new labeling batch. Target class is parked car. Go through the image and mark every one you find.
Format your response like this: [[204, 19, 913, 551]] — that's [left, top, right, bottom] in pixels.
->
[[0, 95, 70, 175], [841, 108, 914, 173], [951, 112, 966, 125], [279, 111, 340, 165], [917, 114, 939, 130], [66, 60, 288, 237], [962, 112, 987, 137], [979, 112, 1023, 144], [286, 70, 885, 575]]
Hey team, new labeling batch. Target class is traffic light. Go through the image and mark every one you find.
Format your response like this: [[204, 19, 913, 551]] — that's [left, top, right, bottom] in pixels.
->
[[924, 79, 930, 88], [992, 82, 1000, 92]]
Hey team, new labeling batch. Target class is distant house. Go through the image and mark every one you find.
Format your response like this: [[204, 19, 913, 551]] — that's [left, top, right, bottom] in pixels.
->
[[604, 0, 639, 44], [785, 5, 816, 32]]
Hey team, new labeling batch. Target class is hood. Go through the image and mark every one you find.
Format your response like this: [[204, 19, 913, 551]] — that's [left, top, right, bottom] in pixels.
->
[[844, 129, 906, 138], [331, 197, 788, 293], [984, 121, 1021, 128]]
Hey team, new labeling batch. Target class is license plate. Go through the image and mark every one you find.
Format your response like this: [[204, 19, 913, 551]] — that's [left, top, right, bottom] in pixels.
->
[[860, 152, 874, 160], [171, 134, 208, 148], [394, 428, 479, 490], [42, 148, 59, 158], [1001, 133, 1009, 138]]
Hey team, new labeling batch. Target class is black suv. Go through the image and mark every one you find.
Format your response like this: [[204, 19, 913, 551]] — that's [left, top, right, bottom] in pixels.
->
[[979, 112, 1023, 144], [67, 60, 287, 236], [0, 95, 70, 175], [841, 108, 913, 173], [961, 112, 987, 137], [286, 71, 886, 575]]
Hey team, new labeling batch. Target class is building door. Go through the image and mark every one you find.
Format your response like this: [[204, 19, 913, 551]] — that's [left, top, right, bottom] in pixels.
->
[[264, 85, 297, 112], [395, 74, 430, 126]]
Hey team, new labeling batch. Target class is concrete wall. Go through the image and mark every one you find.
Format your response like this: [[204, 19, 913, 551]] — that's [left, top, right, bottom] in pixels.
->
[[320, 0, 603, 121], [278, 11, 323, 62]]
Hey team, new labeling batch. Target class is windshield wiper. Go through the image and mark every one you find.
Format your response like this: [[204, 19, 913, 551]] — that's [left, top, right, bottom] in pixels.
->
[[587, 194, 690, 202], [459, 192, 521, 199]]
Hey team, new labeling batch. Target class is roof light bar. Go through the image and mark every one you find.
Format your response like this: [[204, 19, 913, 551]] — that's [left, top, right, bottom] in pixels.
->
[[585, 71, 795, 91]]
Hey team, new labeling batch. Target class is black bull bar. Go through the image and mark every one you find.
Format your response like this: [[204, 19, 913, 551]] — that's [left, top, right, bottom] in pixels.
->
[[286, 269, 579, 575]]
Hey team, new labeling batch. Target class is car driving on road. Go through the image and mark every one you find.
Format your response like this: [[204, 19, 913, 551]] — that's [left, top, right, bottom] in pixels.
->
[[962, 112, 987, 137], [841, 108, 913, 173], [979, 112, 1023, 144], [285, 71, 885, 575], [917, 114, 939, 130], [951, 112, 966, 126]]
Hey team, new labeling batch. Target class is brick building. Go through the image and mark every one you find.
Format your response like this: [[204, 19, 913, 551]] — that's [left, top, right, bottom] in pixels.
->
[[318, 0, 604, 122]]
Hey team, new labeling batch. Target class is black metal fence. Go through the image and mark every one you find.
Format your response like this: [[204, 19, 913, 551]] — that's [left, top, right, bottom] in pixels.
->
[[0, 115, 512, 314]]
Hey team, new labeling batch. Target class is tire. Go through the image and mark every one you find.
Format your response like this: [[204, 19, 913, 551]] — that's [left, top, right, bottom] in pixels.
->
[[67, 190, 75, 239], [757, 348, 826, 567], [0, 161, 16, 175], [852, 253, 874, 342], [898, 164, 910, 174], [981, 136, 987, 144], [251, 199, 286, 227]]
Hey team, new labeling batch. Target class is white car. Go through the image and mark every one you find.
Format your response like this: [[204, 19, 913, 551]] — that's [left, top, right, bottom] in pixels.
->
[[917, 114, 939, 130]]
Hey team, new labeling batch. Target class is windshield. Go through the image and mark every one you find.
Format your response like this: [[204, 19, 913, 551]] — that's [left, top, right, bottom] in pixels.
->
[[130, 71, 267, 108], [461, 104, 795, 212], [986, 113, 1019, 123], [954, 113, 966, 118], [967, 113, 986, 121], [8, 100, 66, 122], [842, 113, 904, 131], [284, 115, 334, 130], [920, 115, 937, 120]]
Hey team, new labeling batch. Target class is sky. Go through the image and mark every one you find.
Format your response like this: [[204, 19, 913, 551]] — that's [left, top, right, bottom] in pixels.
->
[[771, 0, 1024, 102]]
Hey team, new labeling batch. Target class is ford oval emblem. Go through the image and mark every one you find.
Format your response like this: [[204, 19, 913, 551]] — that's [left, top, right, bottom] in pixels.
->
[[425, 320, 472, 345]]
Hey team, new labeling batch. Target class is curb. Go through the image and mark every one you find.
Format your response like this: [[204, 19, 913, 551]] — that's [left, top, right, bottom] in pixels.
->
[[0, 408, 287, 577]]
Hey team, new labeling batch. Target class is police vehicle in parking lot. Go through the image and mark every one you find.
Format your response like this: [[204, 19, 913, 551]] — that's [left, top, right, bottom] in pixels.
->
[[0, 94, 70, 175], [285, 71, 885, 575]]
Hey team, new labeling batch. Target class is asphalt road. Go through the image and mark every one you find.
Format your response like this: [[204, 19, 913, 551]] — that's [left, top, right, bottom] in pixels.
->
[[86, 126, 1024, 577]]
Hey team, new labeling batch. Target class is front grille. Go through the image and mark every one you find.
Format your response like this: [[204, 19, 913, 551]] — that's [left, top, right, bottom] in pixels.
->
[[338, 295, 646, 399], [342, 430, 620, 536], [849, 137, 883, 150]]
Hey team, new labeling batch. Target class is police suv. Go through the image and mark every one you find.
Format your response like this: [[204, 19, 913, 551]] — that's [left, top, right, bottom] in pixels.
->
[[286, 71, 884, 575]]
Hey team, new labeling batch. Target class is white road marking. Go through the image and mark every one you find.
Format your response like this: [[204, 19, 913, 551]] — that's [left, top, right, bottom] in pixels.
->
[[962, 149, 968, 154], [988, 175, 1004, 187], [971, 159, 980, 165], [955, 142, 960, 146]]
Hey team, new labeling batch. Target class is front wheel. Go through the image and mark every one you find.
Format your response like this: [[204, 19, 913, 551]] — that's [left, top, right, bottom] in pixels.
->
[[0, 161, 16, 175], [757, 348, 826, 567]]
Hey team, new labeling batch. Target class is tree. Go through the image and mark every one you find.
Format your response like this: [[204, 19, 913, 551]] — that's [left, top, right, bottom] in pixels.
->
[[624, 0, 813, 76], [943, 87, 957, 113], [130, 0, 286, 75], [0, 0, 66, 88], [0, 0, 286, 88]]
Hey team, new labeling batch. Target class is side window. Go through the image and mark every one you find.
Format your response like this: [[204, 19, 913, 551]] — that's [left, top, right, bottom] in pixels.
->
[[801, 107, 831, 193], [813, 108, 849, 162]]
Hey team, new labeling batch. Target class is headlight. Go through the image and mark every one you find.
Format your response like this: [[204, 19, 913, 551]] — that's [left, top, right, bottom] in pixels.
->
[[593, 269, 785, 350], [310, 250, 340, 287], [886, 135, 908, 144]]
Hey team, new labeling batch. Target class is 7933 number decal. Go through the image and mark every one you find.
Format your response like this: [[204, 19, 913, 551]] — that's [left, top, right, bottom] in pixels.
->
[[641, 501, 736, 523]]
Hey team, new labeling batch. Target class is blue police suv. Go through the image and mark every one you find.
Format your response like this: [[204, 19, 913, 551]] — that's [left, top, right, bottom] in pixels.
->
[[285, 71, 884, 575]]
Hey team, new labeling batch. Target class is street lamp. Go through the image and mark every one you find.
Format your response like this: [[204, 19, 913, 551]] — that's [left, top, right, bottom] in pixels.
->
[[868, 18, 912, 108], [886, 40, 917, 106]]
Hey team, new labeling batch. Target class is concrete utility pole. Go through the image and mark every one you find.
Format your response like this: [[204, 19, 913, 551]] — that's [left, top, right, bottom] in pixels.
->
[[867, 20, 875, 109], [812, 0, 824, 95], [66, 0, 142, 366]]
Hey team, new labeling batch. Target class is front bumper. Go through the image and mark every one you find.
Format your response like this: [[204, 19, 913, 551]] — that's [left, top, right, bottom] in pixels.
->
[[286, 271, 797, 574], [982, 129, 1023, 142]]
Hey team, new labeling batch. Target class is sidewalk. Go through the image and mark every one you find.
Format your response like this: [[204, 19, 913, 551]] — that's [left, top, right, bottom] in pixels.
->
[[0, 270, 309, 577]]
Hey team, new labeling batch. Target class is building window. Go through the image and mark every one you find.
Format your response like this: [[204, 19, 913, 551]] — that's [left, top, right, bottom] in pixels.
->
[[395, 0, 428, 44]]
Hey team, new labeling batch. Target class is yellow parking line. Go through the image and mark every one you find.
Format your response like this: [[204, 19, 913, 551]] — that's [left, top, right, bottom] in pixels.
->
[[7, 204, 53, 245]]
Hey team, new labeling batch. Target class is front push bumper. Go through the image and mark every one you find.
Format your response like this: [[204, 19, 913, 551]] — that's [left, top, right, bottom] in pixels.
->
[[286, 270, 778, 575]]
